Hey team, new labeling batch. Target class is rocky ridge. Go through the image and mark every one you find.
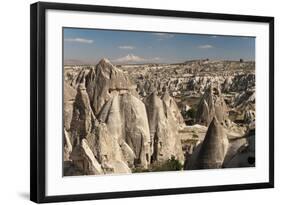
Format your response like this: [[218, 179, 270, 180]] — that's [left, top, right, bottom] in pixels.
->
[[64, 59, 255, 175]]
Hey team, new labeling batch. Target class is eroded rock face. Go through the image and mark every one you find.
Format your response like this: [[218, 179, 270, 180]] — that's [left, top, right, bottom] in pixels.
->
[[122, 61, 255, 101], [70, 68, 89, 89], [64, 83, 77, 131], [179, 124, 208, 155], [98, 93, 151, 169], [223, 129, 255, 168], [186, 117, 229, 169], [64, 129, 72, 161], [70, 139, 104, 175], [233, 90, 255, 108], [162, 91, 185, 126], [87, 58, 133, 115], [145, 92, 184, 163], [222, 76, 233, 93], [64, 58, 255, 175], [196, 84, 228, 126], [65, 59, 150, 175], [244, 110, 255, 124], [70, 83, 96, 144], [229, 73, 255, 92], [92, 123, 131, 174]]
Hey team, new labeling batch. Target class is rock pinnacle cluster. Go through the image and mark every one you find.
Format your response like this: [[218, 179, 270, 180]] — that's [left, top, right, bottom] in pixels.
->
[[64, 59, 256, 175]]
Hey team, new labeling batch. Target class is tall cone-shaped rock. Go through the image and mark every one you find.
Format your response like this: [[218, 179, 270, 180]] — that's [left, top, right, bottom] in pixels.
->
[[85, 67, 96, 104], [162, 91, 185, 126], [87, 58, 132, 115], [98, 93, 151, 169], [195, 117, 229, 169], [196, 84, 228, 126], [145, 92, 184, 163], [161, 91, 185, 162], [70, 83, 96, 144]]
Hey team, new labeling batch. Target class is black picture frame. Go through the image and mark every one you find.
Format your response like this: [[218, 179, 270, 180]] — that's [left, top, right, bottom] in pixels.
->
[[30, 1, 274, 203]]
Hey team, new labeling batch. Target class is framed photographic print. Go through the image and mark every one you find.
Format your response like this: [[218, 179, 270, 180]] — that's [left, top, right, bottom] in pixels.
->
[[30, 1, 274, 203]]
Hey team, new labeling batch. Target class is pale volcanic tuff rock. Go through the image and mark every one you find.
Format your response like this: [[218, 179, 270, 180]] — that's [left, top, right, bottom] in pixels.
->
[[66, 58, 185, 175], [69, 92, 133, 174], [64, 129, 72, 161], [98, 93, 151, 169], [91, 123, 132, 174], [222, 137, 247, 165], [223, 129, 255, 168], [70, 139, 104, 175], [222, 76, 233, 93], [64, 83, 77, 131], [86, 58, 133, 115], [162, 91, 185, 126], [85, 66, 96, 105], [70, 83, 96, 144], [196, 84, 228, 126], [178, 124, 208, 155], [71, 110, 133, 174], [63, 59, 256, 175], [144, 92, 184, 163], [70, 68, 89, 89], [186, 117, 229, 169], [121, 61, 255, 99]]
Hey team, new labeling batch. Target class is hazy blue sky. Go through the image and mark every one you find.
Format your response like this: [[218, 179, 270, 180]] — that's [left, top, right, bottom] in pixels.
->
[[64, 28, 255, 65]]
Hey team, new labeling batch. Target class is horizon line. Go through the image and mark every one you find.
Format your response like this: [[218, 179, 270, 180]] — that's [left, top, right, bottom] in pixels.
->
[[64, 58, 256, 66]]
